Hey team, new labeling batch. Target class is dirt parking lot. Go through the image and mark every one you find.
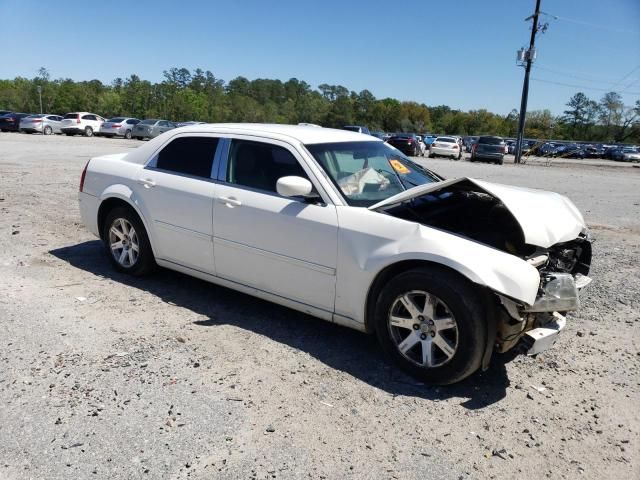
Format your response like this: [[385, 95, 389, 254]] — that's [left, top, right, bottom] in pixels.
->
[[1, 133, 639, 480]]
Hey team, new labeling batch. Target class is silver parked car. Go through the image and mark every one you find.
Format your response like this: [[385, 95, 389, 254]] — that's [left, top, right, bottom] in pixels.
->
[[99, 117, 141, 139], [131, 119, 175, 140], [19, 114, 64, 135]]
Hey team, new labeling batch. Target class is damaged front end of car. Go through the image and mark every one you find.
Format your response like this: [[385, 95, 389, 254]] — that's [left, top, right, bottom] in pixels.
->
[[496, 230, 592, 355], [369, 177, 593, 357]]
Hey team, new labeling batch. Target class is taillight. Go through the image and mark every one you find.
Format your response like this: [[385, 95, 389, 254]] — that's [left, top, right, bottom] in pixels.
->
[[6, 117, 15, 122], [79, 160, 90, 192], [31, 119, 42, 123], [504, 145, 508, 153], [112, 124, 121, 128], [76, 115, 81, 124], [472, 144, 478, 151], [452, 145, 458, 149]]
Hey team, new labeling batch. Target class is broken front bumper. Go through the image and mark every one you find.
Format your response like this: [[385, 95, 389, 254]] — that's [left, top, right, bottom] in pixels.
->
[[496, 272, 592, 355]]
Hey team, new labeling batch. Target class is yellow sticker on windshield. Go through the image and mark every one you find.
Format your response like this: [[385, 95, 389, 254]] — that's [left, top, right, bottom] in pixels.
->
[[389, 159, 410, 174]]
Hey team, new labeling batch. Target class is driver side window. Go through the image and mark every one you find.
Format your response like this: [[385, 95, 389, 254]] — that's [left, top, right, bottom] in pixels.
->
[[226, 139, 309, 193]]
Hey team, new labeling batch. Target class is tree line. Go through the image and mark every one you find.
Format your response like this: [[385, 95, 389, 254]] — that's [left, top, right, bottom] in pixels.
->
[[1, 67, 638, 142]]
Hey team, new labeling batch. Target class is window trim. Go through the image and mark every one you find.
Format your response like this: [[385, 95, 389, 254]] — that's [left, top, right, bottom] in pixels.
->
[[144, 133, 224, 181], [215, 134, 333, 205]]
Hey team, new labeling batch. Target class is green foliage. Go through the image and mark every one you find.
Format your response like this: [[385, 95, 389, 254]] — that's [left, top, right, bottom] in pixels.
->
[[1, 67, 638, 142]]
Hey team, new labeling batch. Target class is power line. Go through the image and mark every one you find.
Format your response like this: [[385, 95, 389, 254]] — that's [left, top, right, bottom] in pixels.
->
[[542, 12, 640, 36], [531, 77, 640, 95], [610, 65, 640, 90], [534, 65, 637, 86]]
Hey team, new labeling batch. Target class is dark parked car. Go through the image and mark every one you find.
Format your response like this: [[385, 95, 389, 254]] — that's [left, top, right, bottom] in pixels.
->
[[387, 133, 422, 156], [470, 136, 506, 164], [0, 112, 31, 132]]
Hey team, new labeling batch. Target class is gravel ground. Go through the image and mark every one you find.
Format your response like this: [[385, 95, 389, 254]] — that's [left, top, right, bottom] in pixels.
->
[[0, 133, 638, 480]]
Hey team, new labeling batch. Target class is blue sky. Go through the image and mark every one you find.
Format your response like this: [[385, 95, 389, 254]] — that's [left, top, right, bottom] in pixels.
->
[[1, 0, 639, 114]]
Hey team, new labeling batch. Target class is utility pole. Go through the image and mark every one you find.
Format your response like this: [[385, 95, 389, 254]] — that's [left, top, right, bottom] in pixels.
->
[[37, 85, 43, 114], [514, 0, 542, 164]]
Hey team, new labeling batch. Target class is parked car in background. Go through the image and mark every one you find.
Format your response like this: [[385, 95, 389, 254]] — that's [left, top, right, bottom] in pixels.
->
[[60, 112, 106, 137], [99, 118, 141, 139], [415, 135, 427, 156], [0, 110, 12, 117], [19, 114, 64, 135], [370, 131, 386, 140], [470, 136, 506, 164], [78, 123, 592, 384], [132, 119, 176, 140], [0, 112, 31, 132], [387, 133, 423, 156], [429, 136, 462, 160], [422, 135, 437, 149], [620, 147, 640, 162], [342, 125, 371, 135]]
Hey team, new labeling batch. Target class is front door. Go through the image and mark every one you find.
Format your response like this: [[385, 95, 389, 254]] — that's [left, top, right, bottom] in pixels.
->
[[213, 138, 338, 312]]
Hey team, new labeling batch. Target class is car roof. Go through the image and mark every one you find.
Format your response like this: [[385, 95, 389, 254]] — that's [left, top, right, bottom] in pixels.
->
[[123, 123, 381, 165], [169, 123, 377, 145]]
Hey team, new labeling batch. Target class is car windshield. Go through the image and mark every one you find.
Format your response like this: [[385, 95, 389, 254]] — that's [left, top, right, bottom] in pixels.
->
[[140, 119, 158, 125], [436, 137, 455, 143], [107, 117, 125, 122], [306, 141, 441, 207]]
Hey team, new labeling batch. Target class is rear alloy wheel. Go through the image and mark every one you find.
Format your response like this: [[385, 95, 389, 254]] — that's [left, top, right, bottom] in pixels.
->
[[103, 207, 155, 276], [84, 126, 93, 137], [43, 126, 53, 135], [374, 268, 486, 384]]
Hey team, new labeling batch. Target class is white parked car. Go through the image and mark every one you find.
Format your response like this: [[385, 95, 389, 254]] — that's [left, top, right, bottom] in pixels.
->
[[99, 117, 141, 139], [430, 136, 462, 160], [60, 112, 106, 137], [78, 124, 592, 384]]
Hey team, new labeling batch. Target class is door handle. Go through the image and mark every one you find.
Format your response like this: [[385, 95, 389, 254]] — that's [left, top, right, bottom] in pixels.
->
[[138, 178, 156, 188], [218, 196, 242, 207]]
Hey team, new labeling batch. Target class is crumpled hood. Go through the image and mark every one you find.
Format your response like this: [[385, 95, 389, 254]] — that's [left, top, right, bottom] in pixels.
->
[[369, 177, 586, 248]]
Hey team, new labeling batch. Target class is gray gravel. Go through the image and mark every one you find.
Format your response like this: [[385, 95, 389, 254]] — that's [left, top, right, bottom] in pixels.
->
[[1, 133, 638, 479]]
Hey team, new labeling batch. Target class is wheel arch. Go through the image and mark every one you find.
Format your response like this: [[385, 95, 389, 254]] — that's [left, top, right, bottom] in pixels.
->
[[97, 189, 156, 256], [364, 258, 499, 370]]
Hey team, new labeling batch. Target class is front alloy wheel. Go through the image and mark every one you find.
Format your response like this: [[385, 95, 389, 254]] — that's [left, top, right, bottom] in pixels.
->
[[388, 291, 458, 368], [374, 267, 487, 384]]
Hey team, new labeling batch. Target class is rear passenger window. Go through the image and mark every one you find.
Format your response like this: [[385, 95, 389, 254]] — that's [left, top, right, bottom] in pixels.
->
[[82, 115, 96, 120], [156, 136, 219, 178], [127, 119, 140, 125], [226, 140, 309, 193]]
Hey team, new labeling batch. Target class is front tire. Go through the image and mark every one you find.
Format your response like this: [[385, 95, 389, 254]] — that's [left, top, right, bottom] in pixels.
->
[[374, 267, 487, 385], [124, 130, 132, 139], [102, 206, 155, 276], [44, 126, 53, 135]]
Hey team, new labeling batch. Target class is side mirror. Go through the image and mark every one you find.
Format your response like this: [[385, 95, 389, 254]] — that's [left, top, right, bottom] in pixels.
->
[[276, 176, 313, 198]]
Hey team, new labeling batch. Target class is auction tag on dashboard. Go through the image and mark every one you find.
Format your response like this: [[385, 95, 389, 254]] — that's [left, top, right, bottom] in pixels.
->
[[389, 159, 410, 174]]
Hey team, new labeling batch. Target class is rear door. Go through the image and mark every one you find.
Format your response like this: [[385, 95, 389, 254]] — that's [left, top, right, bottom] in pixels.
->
[[133, 134, 221, 273]]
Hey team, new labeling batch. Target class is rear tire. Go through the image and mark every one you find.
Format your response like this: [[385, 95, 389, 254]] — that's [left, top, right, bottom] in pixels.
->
[[84, 126, 93, 137], [374, 267, 487, 385], [102, 206, 155, 276]]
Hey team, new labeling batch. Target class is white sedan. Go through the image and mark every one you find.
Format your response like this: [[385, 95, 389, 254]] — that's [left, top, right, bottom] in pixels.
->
[[429, 136, 462, 160], [78, 124, 592, 384]]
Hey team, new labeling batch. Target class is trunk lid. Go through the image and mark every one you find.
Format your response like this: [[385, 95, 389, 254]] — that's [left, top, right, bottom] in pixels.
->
[[369, 177, 585, 248]]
